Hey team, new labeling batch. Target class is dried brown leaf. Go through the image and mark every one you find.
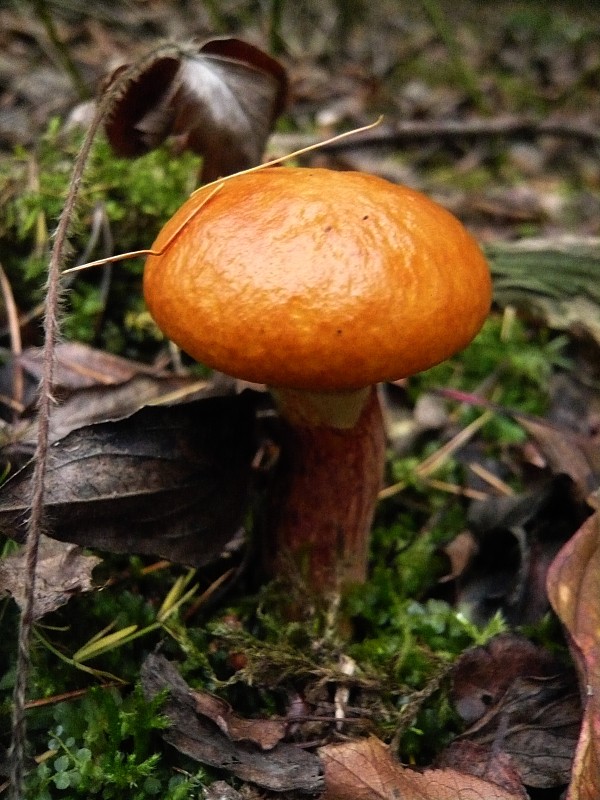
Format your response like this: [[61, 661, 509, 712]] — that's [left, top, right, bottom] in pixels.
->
[[517, 416, 600, 502], [452, 634, 562, 725], [18, 342, 165, 391], [141, 654, 323, 793], [192, 691, 286, 751], [0, 394, 257, 567], [319, 736, 524, 800], [436, 741, 528, 798], [204, 782, 243, 800], [440, 531, 479, 584], [462, 475, 591, 625], [105, 39, 287, 182], [2, 344, 204, 462], [0, 535, 101, 619], [104, 56, 180, 157], [457, 672, 580, 788], [547, 512, 600, 800], [11, 374, 206, 457]]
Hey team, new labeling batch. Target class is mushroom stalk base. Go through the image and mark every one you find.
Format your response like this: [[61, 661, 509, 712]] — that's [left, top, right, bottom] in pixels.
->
[[267, 385, 386, 591]]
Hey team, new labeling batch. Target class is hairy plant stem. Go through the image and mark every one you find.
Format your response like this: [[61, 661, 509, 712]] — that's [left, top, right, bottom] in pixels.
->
[[8, 105, 104, 800], [8, 46, 179, 798]]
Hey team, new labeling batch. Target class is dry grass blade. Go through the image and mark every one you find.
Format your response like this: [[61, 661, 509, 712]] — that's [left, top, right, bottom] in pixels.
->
[[379, 410, 494, 500], [0, 263, 24, 415], [62, 117, 384, 277]]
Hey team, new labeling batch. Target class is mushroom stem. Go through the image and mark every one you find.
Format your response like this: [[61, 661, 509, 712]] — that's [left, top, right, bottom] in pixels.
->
[[267, 385, 386, 591]]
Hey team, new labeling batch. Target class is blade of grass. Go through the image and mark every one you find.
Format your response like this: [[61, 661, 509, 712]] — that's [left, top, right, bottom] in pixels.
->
[[73, 625, 140, 663], [379, 410, 494, 500], [33, 629, 128, 683]]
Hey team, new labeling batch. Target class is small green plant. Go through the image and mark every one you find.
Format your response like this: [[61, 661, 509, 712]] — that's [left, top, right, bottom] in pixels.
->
[[413, 314, 569, 412], [408, 314, 570, 446], [28, 685, 208, 798]]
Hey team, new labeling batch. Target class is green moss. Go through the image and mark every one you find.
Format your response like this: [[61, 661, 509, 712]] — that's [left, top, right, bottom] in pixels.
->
[[412, 315, 570, 419], [27, 686, 209, 798], [0, 119, 199, 357]]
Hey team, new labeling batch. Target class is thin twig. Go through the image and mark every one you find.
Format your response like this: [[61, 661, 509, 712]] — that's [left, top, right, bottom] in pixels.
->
[[379, 410, 494, 501], [269, 114, 600, 154], [468, 462, 514, 496], [24, 683, 121, 710]]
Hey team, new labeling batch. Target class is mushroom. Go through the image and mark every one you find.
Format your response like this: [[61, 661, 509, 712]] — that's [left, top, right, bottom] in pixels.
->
[[143, 167, 492, 592]]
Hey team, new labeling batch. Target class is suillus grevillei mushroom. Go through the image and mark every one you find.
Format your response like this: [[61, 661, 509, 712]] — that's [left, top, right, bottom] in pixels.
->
[[143, 167, 492, 592]]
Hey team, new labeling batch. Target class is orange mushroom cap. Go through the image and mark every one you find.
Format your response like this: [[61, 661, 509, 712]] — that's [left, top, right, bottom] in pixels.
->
[[144, 167, 492, 391]]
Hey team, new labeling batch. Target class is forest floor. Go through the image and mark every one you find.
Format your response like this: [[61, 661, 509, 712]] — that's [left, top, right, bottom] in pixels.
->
[[0, 1, 599, 799]]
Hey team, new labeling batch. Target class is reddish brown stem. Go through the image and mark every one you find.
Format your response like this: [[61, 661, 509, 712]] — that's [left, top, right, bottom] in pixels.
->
[[267, 386, 386, 590]]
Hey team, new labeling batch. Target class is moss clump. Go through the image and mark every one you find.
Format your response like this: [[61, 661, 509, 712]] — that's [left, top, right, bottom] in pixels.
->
[[0, 119, 199, 357]]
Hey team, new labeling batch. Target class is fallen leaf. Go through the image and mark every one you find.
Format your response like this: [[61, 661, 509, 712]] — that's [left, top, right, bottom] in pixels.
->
[[9, 374, 209, 461], [2, 343, 208, 466], [204, 782, 243, 800], [0, 393, 257, 568], [454, 656, 580, 787], [439, 531, 479, 584], [436, 741, 528, 798], [517, 416, 600, 502], [192, 691, 286, 751], [18, 342, 167, 391], [451, 634, 562, 725], [141, 653, 323, 793], [0, 342, 181, 418], [460, 475, 592, 625], [319, 736, 525, 800], [105, 39, 287, 182], [104, 54, 179, 156], [0, 535, 101, 619], [547, 511, 600, 800]]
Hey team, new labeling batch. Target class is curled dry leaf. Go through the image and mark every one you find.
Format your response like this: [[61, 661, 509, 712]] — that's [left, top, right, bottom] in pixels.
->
[[17, 341, 169, 392], [450, 636, 582, 790], [456, 670, 581, 787], [439, 530, 479, 584], [2, 342, 207, 464], [105, 39, 287, 182], [204, 782, 243, 800], [0, 394, 257, 568], [460, 474, 592, 625], [547, 511, 600, 800], [436, 741, 528, 798], [0, 535, 101, 619], [141, 653, 323, 793], [191, 690, 287, 751], [451, 633, 564, 725], [13, 374, 207, 458], [516, 415, 600, 503], [319, 736, 525, 800]]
